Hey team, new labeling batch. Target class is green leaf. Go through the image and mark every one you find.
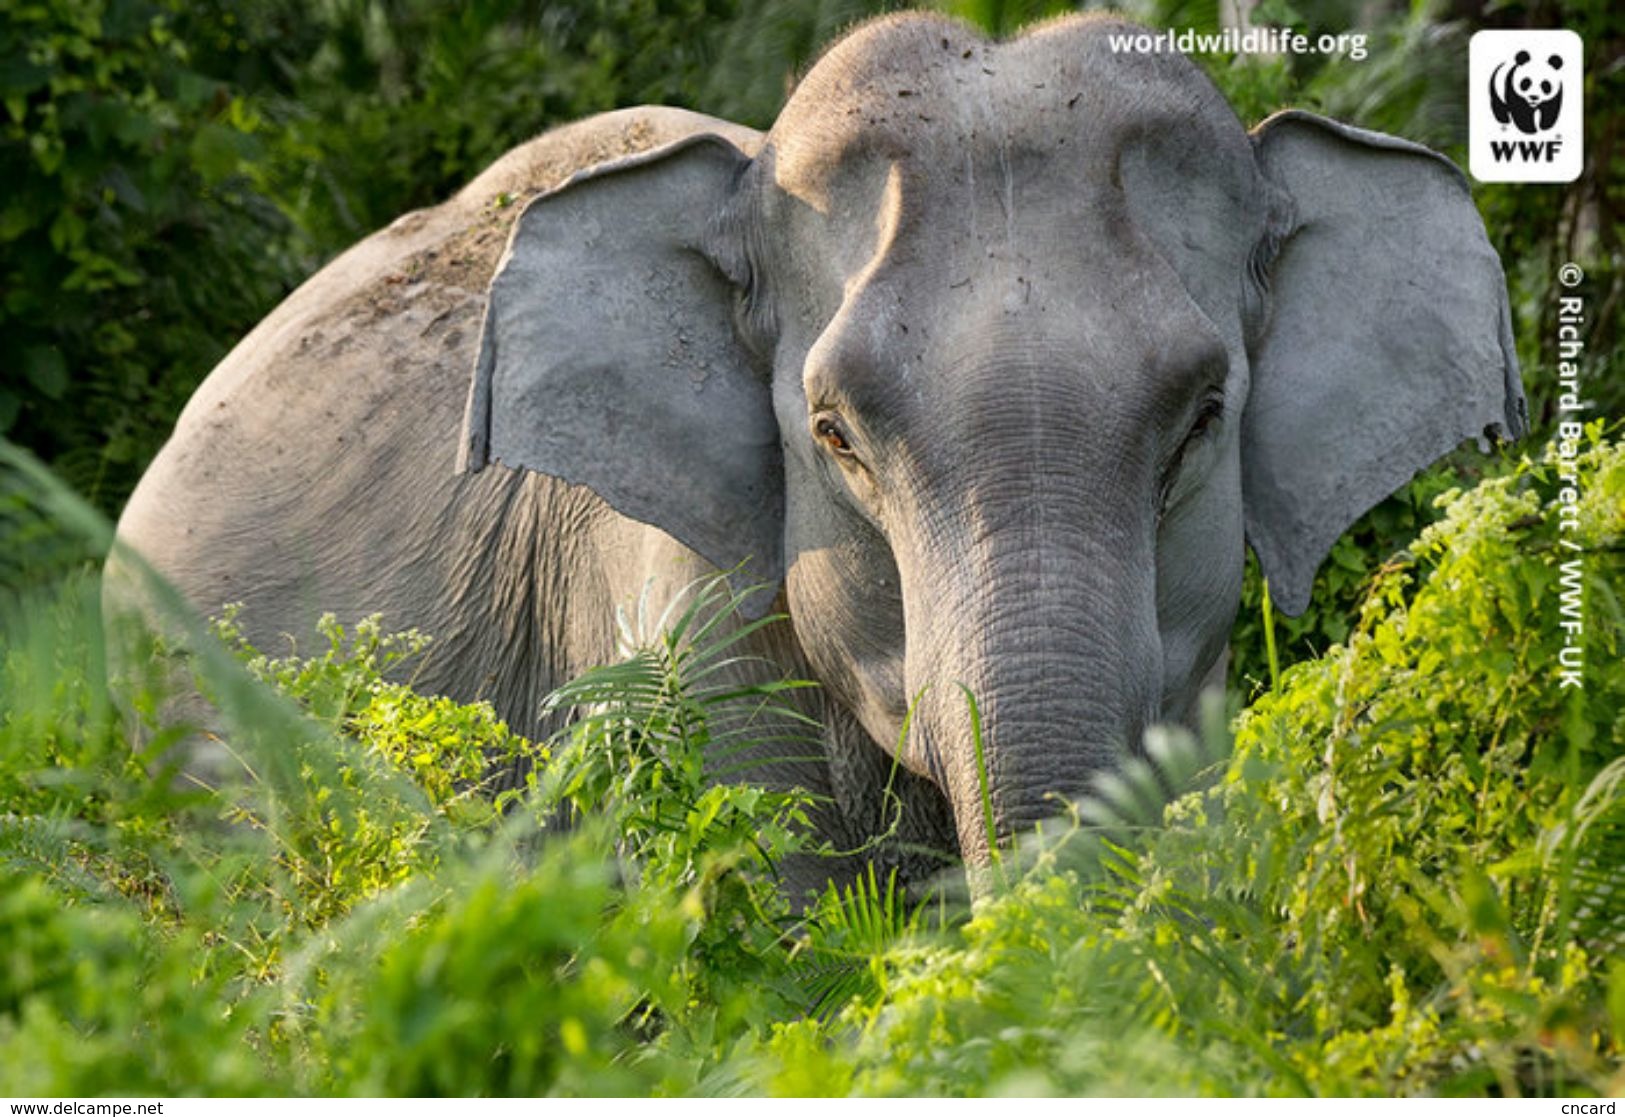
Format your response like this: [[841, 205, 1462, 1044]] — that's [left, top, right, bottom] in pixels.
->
[[47, 208, 85, 252], [187, 122, 244, 184], [0, 201, 40, 241], [22, 347, 68, 399]]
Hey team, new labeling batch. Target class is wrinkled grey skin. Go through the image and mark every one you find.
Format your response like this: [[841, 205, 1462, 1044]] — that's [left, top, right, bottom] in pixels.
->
[[112, 13, 1526, 884]]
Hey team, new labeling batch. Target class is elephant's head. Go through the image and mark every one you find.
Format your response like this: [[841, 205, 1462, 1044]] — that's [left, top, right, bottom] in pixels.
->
[[461, 14, 1525, 865]]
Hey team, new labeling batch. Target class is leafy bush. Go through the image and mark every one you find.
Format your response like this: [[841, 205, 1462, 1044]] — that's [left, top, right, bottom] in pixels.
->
[[203, 609, 546, 926]]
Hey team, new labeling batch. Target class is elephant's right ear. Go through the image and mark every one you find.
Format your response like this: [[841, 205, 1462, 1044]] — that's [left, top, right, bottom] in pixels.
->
[[460, 134, 783, 587]]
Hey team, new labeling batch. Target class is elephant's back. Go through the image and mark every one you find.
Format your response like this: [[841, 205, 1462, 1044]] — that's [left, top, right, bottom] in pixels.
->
[[168, 106, 761, 426]]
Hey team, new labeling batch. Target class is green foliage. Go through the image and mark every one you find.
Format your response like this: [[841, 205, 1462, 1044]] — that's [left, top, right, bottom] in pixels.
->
[[5, 433, 1621, 1096], [540, 579, 821, 892], [936, 0, 1071, 37], [795, 863, 928, 1022], [530, 579, 836, 1043], [1229, 466, 1465, 694], [217, 0, 765, 251], [0, 871, 276, 1095], [222, 607, 540, 825], [0, 0, 296, 506], [281, 830, 692, 1097], [203, 609, 548, 927]]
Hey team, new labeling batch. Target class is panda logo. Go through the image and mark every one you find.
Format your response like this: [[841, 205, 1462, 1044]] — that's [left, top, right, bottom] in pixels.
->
[[1490, 50, 1564, 134]]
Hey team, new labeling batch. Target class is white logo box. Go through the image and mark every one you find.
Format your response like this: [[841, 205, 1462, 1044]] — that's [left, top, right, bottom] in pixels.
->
[[1469, 29, 1584, 184]]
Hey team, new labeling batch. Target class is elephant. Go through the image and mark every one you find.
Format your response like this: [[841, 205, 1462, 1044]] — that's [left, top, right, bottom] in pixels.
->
[[109, 12, 1526, 892]]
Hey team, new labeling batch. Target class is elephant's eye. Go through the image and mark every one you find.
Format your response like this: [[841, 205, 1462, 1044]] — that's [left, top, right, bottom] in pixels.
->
[[813, 414, 855, 457], [1159, 394, 1224, 516], [1188, 395, 1223, 440]]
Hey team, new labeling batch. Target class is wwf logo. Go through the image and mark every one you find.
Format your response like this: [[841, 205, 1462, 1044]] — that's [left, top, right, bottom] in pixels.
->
[[1489, 49, 1565, 135], [1470, 30, 1582, 183]]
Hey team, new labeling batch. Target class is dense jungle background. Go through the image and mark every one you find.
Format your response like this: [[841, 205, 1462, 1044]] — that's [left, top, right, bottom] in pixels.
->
[[2, 0, 1622, 1097]]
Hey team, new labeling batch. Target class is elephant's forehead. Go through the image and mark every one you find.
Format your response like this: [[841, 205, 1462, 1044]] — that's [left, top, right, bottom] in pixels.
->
[[768, 12, 1249, 212]]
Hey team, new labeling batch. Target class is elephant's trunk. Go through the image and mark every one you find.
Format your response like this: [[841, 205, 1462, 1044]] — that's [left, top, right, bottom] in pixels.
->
[[897, 464, 1164, 868], [916, 598, 1162, 866]]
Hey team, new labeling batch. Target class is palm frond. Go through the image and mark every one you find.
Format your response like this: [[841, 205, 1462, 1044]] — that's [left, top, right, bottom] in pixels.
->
[[794, 862, 926, 1021]]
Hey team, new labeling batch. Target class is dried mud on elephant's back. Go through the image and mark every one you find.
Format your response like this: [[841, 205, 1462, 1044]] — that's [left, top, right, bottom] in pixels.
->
[[356, 116, 665, 329]]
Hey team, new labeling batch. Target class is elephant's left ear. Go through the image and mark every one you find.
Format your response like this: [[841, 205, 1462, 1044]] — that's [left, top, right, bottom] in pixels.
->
[[1243, 110, 1527, 616], [461, 133, 783, 590]]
